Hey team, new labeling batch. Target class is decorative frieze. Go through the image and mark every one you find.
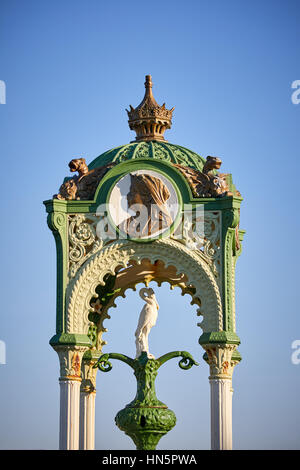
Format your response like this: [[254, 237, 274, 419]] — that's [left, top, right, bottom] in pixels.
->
[[67, 210, 222, 285]]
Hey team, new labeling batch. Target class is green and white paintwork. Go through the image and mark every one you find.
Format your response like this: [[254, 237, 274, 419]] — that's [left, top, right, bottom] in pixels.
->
[[44, 140, 244, 450]]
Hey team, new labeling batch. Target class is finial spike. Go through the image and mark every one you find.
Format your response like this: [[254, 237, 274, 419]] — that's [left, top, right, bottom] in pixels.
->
[[144, 75, 153, 99], [145, 75, 152, 87]]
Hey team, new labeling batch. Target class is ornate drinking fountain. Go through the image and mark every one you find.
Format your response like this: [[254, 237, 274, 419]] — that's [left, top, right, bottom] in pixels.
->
[[44, 75, 244, 450]]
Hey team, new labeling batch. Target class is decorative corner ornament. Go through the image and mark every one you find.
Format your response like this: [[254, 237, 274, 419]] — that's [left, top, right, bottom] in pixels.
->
[[174, 156, 235, 198], [54, 158, 116, 201]]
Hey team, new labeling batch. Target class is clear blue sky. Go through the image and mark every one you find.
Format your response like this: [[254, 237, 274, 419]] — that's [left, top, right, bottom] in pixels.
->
[[0, 0, 299, 450]]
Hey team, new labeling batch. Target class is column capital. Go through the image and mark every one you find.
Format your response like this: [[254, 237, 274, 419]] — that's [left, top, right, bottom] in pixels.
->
[[53, 344, 88, 380], [81, 358, 98, 393], [201, 343, 241, 379]]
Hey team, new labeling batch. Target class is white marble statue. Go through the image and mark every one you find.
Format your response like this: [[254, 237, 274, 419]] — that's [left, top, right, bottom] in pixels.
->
[[135, 287, 159, 359]]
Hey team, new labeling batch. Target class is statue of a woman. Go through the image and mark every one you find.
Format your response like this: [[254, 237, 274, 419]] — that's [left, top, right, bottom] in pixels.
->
[[135, 287, 159, 358]]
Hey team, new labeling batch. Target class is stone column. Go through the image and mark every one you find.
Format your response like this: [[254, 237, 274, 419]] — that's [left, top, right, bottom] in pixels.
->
[[202, 344, 238, 450], [54, 345, 88, 450], [79, 359, 98, 450]]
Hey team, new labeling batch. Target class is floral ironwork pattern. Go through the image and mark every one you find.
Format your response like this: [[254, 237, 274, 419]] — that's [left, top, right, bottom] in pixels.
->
[[68, 214, 103, 278]]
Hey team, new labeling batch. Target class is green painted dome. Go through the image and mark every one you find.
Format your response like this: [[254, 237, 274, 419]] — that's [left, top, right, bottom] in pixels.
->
[[88, 141, 206, 172]]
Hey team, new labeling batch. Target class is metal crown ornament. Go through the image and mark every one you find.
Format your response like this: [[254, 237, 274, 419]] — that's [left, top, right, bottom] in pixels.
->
[[126, 75, 175, 142]]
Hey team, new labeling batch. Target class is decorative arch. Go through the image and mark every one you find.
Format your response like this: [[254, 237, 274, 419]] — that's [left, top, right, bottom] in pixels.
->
[[66, 238, 223, 336]]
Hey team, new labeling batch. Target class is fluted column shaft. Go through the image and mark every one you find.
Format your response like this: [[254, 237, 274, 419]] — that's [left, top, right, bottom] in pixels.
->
[[202, 344, 239, 450], [209, 377, 233, 450], [79, 359, 98, 450], [79, 390, 96, 449], [59, 378, 82, 449]]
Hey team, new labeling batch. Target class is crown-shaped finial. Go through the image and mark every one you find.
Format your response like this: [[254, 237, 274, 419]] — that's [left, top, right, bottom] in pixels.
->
[[126, 75, 175, 142]]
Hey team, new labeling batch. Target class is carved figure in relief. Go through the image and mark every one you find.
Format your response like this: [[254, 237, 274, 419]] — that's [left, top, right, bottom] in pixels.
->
[[135, 288, 159, 359], [119, 173, 172, 238]]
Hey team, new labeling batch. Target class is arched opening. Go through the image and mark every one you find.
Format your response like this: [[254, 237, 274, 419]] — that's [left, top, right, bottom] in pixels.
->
[[66, 238, 223, 337], [94, 280, 210, 450], [88, 258, 203, 352], [66, 238, 223, 449]]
